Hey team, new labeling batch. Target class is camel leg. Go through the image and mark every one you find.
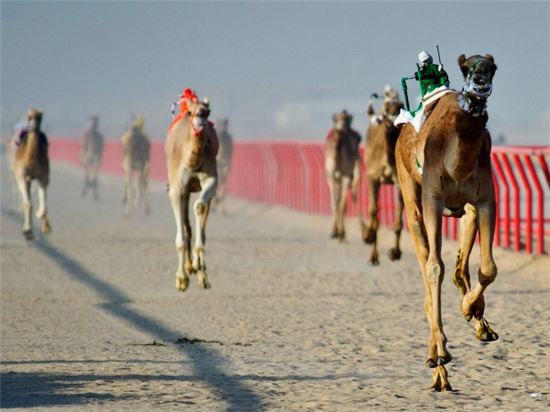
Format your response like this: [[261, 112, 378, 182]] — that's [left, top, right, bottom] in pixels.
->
[[140, 164, 151, 214], [182, 192, 194, 276], [169, 186, 189, 292], [123, 170, 133, 215], [11, 173, 21, 212], [82, 163, 89, 197], [461, 200, 499, 342], [92, 162, 100, 201], [422, 192, 452, 370], [337, 176, 350, 242], [16, 177, 33, 240], [327, 176, 340, 239], [399, 175, 451, 391], [363, 177, 380, 265], [193, 175, 217, 289], [388, 190, 404, 261], [35, 179, 51, 235]]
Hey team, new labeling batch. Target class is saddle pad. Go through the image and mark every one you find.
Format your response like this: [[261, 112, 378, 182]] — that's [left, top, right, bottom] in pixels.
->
[[394, 86, 455, 132]]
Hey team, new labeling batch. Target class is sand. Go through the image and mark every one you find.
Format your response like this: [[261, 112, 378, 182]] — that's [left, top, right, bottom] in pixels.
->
[[1, 159, 549, 411]]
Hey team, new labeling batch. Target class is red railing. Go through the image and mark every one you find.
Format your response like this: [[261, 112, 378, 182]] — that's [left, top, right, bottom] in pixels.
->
[[49, 138, 549, 255]]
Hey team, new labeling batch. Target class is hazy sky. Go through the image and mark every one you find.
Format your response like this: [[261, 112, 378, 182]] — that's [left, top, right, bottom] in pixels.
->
[[1, 1, 549, 144]]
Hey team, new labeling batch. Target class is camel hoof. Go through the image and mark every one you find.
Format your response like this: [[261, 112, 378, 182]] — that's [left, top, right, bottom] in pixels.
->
[[363, 228, 376, 244], [176, 274, 190, 292], [330, 231, 338, 239], [369, 254, 379, 266], [430, 366, 452, 392], [23, 230, 34, 241], [197, 272, 211, 289], [464, 313, 473, 322], [476, 318, 499, 342], [388, 248, 401, 261], [41, 222, 52, 235]]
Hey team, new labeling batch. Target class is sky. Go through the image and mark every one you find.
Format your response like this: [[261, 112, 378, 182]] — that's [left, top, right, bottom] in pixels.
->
[[1, 0, 549, 144]]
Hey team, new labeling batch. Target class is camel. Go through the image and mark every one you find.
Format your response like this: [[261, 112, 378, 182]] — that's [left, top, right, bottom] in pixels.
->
[[121, 116, 151, 215], [324, 110, 362, 241], [165, 99, 218, 292], [9, 109, 51, 239], [395, 53, 499, 391], [81, 116, 104, 200], [213, 118, 233, 214], [362, 85, 405, 265]]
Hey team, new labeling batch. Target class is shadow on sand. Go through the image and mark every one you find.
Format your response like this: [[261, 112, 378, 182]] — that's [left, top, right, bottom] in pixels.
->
[[1, 209, 263, 410]]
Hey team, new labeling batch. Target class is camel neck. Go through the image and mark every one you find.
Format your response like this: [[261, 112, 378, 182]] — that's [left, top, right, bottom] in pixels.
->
[[443, 104, 487, 182]]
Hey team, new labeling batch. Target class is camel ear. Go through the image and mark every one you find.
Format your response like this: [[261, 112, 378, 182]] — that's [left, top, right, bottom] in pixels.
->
[[457, 54, 469, 78], [484, 53, 494, 63]]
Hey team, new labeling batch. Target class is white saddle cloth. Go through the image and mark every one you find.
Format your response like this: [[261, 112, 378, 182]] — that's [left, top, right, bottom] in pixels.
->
[[394, 86, 455, 132]]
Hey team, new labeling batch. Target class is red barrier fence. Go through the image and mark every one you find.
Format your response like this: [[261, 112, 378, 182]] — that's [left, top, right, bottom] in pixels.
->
[[49, 138, 549, 255]]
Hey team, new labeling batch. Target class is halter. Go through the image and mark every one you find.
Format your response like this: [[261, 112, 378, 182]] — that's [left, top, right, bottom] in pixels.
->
[[460, 58, 492, 117], [188, 107, 207, 137]]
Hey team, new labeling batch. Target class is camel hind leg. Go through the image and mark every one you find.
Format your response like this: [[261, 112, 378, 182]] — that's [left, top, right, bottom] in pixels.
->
[[193, 175, 217, 289], [327, 176, 341, 239], [388, 189, 404, 261], [140, 162, 151, 214]]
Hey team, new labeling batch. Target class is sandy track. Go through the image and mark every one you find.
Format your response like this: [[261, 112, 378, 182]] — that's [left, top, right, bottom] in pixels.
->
[[1, 159, 549, 411]]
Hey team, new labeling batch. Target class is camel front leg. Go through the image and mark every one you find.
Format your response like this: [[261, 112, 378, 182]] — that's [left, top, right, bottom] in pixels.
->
[[363, 177, 380, 265], [337, 176, 350, 242], [91, 161, 100, 201], [82, 162, 90, 197], [140, 164, 151, 214], [123, 169, 133, 216], [169, 186, 189, 292], [461, 200, 499, 342], [327, 176, 341, 239], [36, 179, 51, 235], [16, 177, 33, 240], [422, 193, 452, 370], [193, 175, 217, 289]]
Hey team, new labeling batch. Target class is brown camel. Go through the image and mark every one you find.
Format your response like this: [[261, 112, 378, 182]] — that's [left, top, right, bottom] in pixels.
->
[[395, 53, 498, 391], [9, 109, 51, 239], [81, 116, 104, 200], [121, 116, 151, 215], [165, 99, 218, 292], [324, 110, 362, 241], [213, 118, 233, 214], [362, 85, 405, 265]]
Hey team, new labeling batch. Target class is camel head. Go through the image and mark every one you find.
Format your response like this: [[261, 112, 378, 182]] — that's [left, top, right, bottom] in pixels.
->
[[26, 109, 43, 132], [381, 86, 403, 123], [458, 53, 497, 99], [187, 99, 211, 136], [332, 110, 353, 133]]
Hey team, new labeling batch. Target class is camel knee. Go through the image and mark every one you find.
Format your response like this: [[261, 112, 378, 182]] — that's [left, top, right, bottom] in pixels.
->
[[478, 263, 497, 286], [194, 201, 206, 216], [426, 260, 445, 284]]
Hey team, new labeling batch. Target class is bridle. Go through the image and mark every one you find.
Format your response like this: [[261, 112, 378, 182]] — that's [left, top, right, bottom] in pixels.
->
[[460, 58, 493, 117]]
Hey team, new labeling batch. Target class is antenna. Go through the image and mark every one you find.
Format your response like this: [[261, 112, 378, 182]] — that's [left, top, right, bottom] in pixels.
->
[[436, 44, 443, 68]]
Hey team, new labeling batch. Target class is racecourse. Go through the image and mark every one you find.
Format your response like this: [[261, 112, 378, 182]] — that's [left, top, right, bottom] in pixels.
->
[[1, 158, 549, 410]]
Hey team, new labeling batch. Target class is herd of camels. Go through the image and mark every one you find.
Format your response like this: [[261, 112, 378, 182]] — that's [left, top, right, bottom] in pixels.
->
[[8, 52, 498, 391]]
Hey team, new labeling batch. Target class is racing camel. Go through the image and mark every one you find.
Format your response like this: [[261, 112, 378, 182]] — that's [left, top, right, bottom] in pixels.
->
[[81, 116, 104, 200], [213, 118, 233, 214], [10, 109, 51, 239], [324, 110, 362, 242], [362, 86, 405, 265], [165, 99, 218, 292], [395, 53, 498, 391], [121, 116, 151, 215]]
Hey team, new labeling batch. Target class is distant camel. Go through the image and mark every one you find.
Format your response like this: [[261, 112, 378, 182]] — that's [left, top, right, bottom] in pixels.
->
[[9, 109, 51, 239], [362, 86, 405, 265], [121, 116, 151, 215], [213, 118, 233, 213], [165, 99, 218, 291], [395, 53, 499, 391], [81, 116, 104, 200], [324, 110, 362, 241]]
